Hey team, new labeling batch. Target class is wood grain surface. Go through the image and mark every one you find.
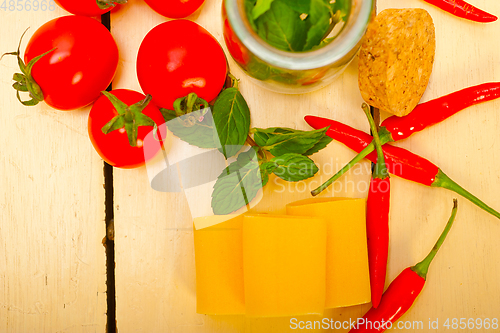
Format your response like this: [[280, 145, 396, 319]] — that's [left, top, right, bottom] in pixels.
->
[[111, 0, 500, 332], [0, 8, 107, 333], [1, 0, 499, 331]]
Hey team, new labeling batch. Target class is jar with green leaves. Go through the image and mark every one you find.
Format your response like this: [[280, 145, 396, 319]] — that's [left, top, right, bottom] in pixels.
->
[[222, 0, 374, 94]]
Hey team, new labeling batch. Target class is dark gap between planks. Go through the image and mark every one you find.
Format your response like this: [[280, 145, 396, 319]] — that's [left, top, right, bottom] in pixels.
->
[[101, 11, 117, 333]]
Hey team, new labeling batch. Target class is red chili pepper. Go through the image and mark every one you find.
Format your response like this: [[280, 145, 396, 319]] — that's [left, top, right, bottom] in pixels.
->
[[349, 199, 458, 333], [310, 83, 500, 192], [382, 82, 500, 141], [422, 0, 497, 23], [305, 116, 500, 219], [362, 104, 390, 309]]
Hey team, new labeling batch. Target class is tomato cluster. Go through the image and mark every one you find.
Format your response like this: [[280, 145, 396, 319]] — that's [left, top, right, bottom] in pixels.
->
[[4, 0, 227, 168], [54, 0, 204, 18]]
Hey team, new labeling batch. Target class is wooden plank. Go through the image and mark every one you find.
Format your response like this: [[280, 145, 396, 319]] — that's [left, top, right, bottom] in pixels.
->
[[0, 9, 107, 333], [377, 0, 500, 330], [112, 0, 500, 332], [112, 1, 369, 332]]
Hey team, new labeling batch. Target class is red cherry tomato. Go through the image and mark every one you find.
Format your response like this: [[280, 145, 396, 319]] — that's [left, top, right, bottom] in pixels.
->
[[137, 20, 227, 110], [143, 0, 204, 18], [24, 16, 119, 110], [54, 0, 122, 16], [88, 89, 167, 169]]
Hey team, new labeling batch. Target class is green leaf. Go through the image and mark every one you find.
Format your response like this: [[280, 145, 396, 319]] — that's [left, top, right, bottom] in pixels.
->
[[213, 87, 251, 158], [271, 153, 318, 181], [245, 0, 258, 31], [304, 135, 333, 155], [252, 0, 275, 19], [260, 171, 270, 187], [286, 0, 311, 14], [259, 161, 278, 186], [254, 129, 274, 147], [246, 58, 271, 81], [237, 146, 259, 167], [309, 36, 335, 51], [163, 110, 218, 149], [254, 0, 308, 52], [254, 127, 329, 156], [253, 127, 296, 146], [303, 0, 331, 50], [331, 0, 349, 21], [211, 149, 262, 215]]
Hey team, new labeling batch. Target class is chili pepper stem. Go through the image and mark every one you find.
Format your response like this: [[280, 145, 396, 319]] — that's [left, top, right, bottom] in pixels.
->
[[311, 123, 392, 196], [362, 103, 389, 179], [412, 199, 458, 280], [311, 142, 374, 196], [433, 170, 500, 220]]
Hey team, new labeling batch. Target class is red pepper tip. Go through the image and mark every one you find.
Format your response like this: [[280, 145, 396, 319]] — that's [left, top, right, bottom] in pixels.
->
[[304, 115, 328, 130], [483, 14, 498, 23]]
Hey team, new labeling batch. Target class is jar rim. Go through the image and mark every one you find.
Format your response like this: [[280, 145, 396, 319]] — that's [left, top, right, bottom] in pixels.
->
[[225, 0, 374, 71]]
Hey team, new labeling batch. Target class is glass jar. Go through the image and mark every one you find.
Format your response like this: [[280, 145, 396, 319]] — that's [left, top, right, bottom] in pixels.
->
[[222, 0, 375, 94]]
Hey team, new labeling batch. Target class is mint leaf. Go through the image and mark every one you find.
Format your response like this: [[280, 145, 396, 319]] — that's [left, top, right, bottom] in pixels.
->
[[161, 109, 218, 149], [255, 0, 308, 52], [211, 149, 262, 215], [286, 0, 311, 14], [303, 0, 331, 50], [304, 135, 333, 156], [254, 127, 329, 156], [271, 153, 319, 181], [254, 127, 278, 147], [310, 36, 335, 51], [252, 0, 275, 20], [213, 87, 251, 158], [259, 161, 278, 186], [245, 0, 258, 30], [237, 146, 260, 167], [253, 127, 297, 146], [246, 58, 271, 81], [331, 0, 349, 21]]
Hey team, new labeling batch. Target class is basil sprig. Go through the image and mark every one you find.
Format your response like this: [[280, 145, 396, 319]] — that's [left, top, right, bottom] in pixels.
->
[[160, 75, 332, 215]]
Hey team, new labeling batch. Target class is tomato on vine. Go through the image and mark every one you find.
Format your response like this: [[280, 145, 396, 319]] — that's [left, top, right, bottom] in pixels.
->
[[54, 0, 127, 16], [2, 16, 119, 110], [136, 19, 227, 110], [88, 89, 167, 169], [143, 0, 204, 18]]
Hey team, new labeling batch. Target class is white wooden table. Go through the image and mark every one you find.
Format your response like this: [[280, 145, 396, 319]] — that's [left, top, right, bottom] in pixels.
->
[[1, 0, 500, 332]]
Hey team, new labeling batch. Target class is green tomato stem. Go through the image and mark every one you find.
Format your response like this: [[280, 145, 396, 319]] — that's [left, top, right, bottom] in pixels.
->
[[2, 28, 55, 106]]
